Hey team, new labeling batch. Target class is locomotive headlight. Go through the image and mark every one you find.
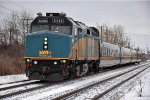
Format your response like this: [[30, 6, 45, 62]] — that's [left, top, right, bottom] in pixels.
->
[[44, 45, 48, 49], [33, 61, 38, 65], [54, 61, 57, 65], [27, 59, 30, 62], [44, 41, 47, 44], [44, 38, 48, 41], [43, 37, 48, 50], [63, 60, 66, 63]]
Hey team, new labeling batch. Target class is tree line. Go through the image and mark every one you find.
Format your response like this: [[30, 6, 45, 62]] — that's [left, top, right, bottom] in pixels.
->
[[0, 10, 33, 45], [0, 10, 33, 75], [97, 25, 134, 49]]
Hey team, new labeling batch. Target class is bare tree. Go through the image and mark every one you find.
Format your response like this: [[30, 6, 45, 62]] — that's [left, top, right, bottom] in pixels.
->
[[0, 10, 33, 45], [97, 24, 131, 48], [0, 10, 33, 75], [113, 25, 125, 47]]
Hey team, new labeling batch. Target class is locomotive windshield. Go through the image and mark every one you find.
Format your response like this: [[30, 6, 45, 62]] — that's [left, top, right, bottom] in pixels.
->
[[31, 25, 49, 32], [51, 26, 70, 34], [30, 16, 72, 35]]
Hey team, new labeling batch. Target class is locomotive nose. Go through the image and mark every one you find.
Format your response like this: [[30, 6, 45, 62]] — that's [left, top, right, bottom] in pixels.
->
[[25, 32, 71, 59]]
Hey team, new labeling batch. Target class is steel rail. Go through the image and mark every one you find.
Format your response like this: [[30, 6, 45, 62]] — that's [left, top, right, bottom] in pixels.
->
[[52, 63, 149, 100], [0, 82, 55, 99], [0, 80, 29, 86], [92, 65, 150, 100], [0, 81, 39, 91]]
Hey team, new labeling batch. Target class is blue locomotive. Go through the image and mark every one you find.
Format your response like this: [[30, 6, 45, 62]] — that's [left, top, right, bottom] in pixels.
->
[[24, 13, 142, 81]]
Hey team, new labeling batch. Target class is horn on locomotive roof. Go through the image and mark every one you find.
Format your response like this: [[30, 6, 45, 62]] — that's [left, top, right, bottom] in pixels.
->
[[37, 12, 42, 16], [46, 12, 66, 17], [60, 12, 66, 17]]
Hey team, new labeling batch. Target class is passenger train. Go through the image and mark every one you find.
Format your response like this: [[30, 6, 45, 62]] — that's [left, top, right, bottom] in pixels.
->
[[24, 13, 142, 81]]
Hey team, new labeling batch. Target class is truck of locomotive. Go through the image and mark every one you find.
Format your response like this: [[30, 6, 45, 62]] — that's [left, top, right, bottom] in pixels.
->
[[24, 13, 142, 81]]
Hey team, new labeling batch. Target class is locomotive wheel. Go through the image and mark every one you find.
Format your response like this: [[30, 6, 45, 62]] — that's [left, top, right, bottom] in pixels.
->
[[68, 64, 77, 78], [93, 61, 100, 73], [96, 62, 100, 73]]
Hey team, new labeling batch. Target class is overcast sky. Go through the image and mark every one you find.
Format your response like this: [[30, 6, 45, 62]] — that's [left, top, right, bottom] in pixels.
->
[[0, 0, 150, 50]]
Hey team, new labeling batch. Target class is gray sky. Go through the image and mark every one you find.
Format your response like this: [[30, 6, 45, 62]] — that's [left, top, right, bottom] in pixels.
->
[[0, 0, 150, 50]]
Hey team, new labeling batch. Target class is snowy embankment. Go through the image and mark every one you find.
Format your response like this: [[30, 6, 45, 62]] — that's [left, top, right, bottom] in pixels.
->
[[121, 68, 150, 100], [0, 74, 28, 84]]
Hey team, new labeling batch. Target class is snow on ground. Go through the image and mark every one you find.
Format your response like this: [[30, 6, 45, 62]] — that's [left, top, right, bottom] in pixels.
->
[[0, 80, 36, 88], [0, 62, 150, 100], [0, 83, 43, 96], [70, 66, 149, 100], [10, 62, 150, 100], [0, 74, 28, 84], [121, 66, 150, 100]]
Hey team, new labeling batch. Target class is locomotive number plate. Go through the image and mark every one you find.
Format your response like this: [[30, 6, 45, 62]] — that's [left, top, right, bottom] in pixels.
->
[[39, 50, 52, 57]]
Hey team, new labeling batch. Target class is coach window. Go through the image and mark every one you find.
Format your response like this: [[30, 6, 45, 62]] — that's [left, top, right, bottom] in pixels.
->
[[113, 50, 114, 56], [103, 47, 105, 56], [104, 47, 106, 56], [111, 50, 112, 56], [103, 47, 106, 56], [115, 50, 118, 57], [106, 48, 107, 56], [105, 48, 106, 56]]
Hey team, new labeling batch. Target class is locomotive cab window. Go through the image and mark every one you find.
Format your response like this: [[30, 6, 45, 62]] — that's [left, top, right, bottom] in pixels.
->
[[51, 26, 71, 34], [31, 25, 49, 32], [50, 17, 72, 35]]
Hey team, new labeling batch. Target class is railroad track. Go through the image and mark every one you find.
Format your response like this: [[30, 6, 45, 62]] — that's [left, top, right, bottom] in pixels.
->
[[0, 65, 126, 100], [0, 80, 39, 91], [0, 80, 29, 86], [92, 66, 149, 100], [0, 81, 49, 99], [1, 62, 149, 100], [50, 63, 150, 100]]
